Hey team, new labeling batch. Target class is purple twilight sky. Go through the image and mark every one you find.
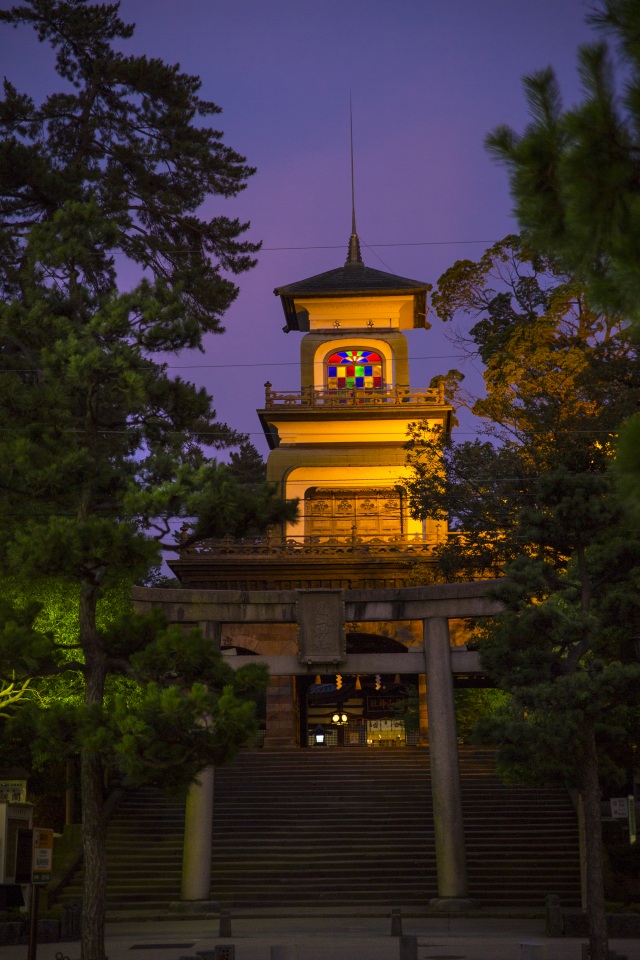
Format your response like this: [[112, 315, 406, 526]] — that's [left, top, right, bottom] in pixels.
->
[[1, 0, 597, 455]]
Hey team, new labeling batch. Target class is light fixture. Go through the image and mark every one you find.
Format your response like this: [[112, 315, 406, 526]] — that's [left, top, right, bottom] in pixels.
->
[[355, 676, 362, 691], [314, 725, 326, 745], [314, 674, 322, 685], [332, 712, 348, 725]]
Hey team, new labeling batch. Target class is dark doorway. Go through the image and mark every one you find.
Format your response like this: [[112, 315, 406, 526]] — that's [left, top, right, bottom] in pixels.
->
[[298, 632, 418, 747]]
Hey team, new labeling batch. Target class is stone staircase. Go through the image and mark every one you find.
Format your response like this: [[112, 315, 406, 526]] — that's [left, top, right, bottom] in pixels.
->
[[57, 747, 581, 912]]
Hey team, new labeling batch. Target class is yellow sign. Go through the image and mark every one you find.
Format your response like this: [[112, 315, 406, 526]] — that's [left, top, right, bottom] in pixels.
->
[[32, 828, 54, 884]]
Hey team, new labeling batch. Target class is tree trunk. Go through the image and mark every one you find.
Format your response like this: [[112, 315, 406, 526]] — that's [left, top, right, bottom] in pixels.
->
[[580, 727, 608, 960], [80, 743, 107, 960], [79, 579, 108, 960]]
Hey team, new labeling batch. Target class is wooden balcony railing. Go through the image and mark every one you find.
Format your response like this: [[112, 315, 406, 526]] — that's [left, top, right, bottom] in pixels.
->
[[180, 534, 443, 558], [262, 381, 446, 408]]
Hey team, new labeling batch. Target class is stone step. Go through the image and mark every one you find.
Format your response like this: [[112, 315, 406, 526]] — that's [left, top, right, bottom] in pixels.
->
[[56, 746, 581, 911]]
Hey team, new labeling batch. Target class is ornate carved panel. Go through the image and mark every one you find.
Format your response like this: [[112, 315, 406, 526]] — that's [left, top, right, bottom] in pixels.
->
[[304, 488, 405, 541]]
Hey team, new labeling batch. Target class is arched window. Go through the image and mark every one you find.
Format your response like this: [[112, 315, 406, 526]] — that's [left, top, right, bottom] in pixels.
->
[[326, 349, 383, 391]]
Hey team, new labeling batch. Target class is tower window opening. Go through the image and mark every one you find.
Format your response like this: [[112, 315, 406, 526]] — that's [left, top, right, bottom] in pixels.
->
[[326, 350, 383, 391]]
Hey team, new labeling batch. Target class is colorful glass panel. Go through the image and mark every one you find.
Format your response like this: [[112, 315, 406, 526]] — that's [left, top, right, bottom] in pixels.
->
[[326, 350, 384, 391]]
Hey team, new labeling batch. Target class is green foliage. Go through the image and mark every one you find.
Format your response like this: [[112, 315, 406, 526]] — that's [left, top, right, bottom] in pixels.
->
[[393, 685, 420, 732], [407, 235, 640, 955], [484, 5, 640, 323], [228, 441, 268, 487], [112, 674, 266, 792], [406, 236, 639, 578], [0, 581, 267, 792], [0, 0, 259, 325], [484, 3, 640, 512], [0, 6, 289, 955], [612, 413, 640, 517], [0, 0, 290, 756], [454, 688, 510, 743], [0, 676, 33, 717]]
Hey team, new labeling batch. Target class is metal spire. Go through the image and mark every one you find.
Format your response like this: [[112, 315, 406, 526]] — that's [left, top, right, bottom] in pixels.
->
[[346, 96, 363, 267]]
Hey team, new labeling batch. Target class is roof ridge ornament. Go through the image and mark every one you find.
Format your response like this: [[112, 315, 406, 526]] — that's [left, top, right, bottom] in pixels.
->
[[346, 96, 364, 268]]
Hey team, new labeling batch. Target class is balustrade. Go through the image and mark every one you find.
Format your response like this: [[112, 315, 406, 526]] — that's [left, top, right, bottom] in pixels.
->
[[262, 381, 446, 408], [181, 534, 442, 558]]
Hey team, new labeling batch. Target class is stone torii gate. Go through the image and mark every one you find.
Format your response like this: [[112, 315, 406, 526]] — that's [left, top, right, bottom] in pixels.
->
[[132, 579, 504, 909]]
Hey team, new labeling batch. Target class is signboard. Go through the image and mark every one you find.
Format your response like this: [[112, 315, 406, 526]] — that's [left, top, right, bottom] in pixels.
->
[[611, 797, 629, 819], [367, 718, 403, 732], [366, 695, 398, 715], [297, 590, 345, 665], [32, 828, 54, 884], [14, 827, 54, 884], [610, 796, 637, 846], [0, 781, 27, 803]]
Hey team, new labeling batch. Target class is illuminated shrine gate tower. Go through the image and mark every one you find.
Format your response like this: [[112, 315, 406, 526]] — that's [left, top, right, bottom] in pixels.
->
[[170, 231, 456, 747]]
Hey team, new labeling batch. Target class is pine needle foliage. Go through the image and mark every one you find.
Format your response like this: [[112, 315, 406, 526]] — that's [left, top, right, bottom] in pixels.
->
[[406, 236, 640, 960], [0, 4, 295, 958]]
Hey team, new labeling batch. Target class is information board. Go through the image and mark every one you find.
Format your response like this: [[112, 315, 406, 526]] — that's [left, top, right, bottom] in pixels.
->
[[14, 827, 54, 884], [32, 828, 54, 884]]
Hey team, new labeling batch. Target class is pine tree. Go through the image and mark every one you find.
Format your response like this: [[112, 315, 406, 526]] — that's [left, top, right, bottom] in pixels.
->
[[406, 238, 640, 960], [0, 4, 295, 958], [484, 0, 640, 514]]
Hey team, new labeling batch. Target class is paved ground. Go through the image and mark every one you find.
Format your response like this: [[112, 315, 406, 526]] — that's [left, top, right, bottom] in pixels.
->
[[1, 914, 639, 960]]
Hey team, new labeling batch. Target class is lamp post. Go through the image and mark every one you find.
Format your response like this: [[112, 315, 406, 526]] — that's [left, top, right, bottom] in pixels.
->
[[332, 711, 348, 747]]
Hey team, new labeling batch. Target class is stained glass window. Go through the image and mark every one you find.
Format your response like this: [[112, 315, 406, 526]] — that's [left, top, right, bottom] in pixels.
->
[[326, 350, 383, 390]]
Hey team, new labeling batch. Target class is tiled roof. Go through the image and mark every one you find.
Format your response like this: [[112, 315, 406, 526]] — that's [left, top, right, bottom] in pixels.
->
[[274, 263, 428, 297], [274, 263, 430, 330]]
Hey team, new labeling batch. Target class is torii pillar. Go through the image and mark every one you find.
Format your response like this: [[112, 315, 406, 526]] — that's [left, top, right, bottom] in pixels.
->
[[423, 617, 473, 908]]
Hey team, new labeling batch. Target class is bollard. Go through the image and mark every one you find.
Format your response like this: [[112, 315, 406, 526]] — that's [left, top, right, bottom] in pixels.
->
[[399, 934, 417, 960], [544, 894, 563, 937], [219, 910, 232, 937], [391, 908, 403, 937], [213, 948, 235, 960]]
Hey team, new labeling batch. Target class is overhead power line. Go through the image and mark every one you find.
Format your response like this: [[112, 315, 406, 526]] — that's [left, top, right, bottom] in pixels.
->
[[11, 237, 500, 257], [260, 240, 497, 251], [163, 354, 465, 370], [0, 354, 476, 373]]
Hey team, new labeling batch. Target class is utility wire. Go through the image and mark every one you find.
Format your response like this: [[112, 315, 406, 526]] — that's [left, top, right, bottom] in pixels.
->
[[0, 354, 469, 372], [18, 238, 499, 256], [260, 240, 497, 251]]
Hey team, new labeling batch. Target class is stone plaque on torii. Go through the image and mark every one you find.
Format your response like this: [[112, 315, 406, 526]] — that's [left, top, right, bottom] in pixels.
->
[[296, 589, 346, 665]]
